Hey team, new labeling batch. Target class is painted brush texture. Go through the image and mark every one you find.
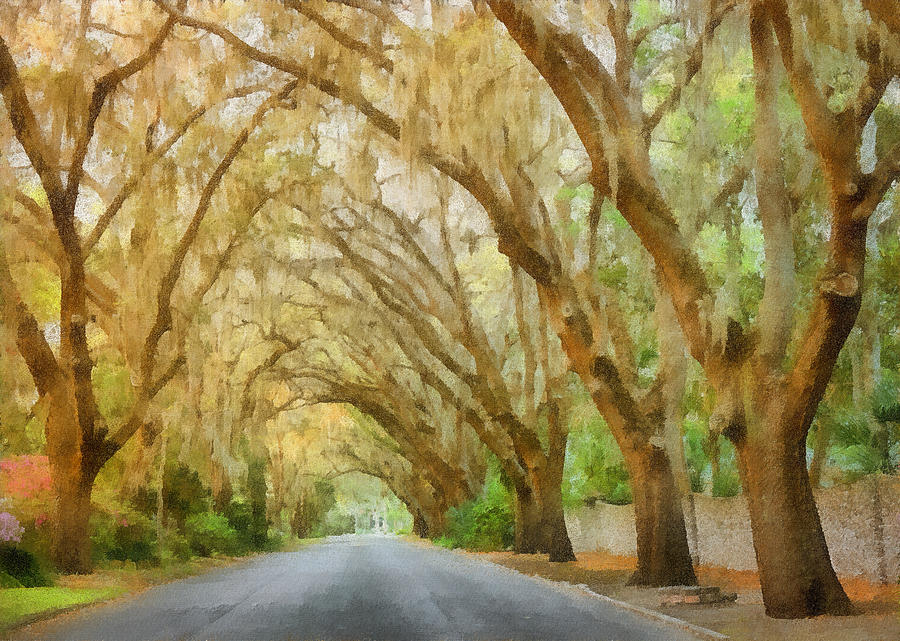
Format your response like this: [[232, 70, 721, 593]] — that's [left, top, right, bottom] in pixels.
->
[[0, 1, 898, 639]]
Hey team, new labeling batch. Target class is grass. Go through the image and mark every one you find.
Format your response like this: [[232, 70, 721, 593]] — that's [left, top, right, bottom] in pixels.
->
[[0, 537, 309, 633], [0, 586, 126, 630]]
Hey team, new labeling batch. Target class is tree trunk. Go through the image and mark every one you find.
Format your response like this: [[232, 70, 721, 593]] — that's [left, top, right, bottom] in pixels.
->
[[736, 433, 854, 618], [513, 483, 543, 553], [422, 506, 446, 538], [213, 473, 232, 514], [412, 510, 429, 537], [535, 480, 575, 562], [625, 444, 697, 586], [51, 471, 95, 574], [291, 497, 310, 538], [704, 432, 721, 494], [156, 430, 167, 559]]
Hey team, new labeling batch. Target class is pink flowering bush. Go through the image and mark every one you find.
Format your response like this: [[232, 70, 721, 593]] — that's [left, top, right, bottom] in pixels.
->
[[0, 455, 54, 527], [0, 455, 53, 499]]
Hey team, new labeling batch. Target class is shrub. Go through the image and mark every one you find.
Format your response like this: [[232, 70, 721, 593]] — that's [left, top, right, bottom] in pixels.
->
[[0, 545, 52, 587], [162, 531, 192, 562], [90, 509, 158, 564], [223, 500, 255, 554], [246, 458, 269, 550], [0, 569, 23, 587], [184, 512, 239, 557], [711, 467, 742, 498], [440, 473, 514, 551], [315, 510, 354, 537]]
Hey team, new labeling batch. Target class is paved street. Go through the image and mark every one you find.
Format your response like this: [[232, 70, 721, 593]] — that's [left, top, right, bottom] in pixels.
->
[[9, 536, 706, 641]]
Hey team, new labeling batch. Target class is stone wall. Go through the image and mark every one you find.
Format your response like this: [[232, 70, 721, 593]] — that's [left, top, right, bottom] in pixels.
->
[[564, 475, 900, 583]]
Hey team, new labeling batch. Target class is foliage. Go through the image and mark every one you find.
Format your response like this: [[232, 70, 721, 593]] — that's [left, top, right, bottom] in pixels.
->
[[315, 510, 355, 537], [184, 513, 239, 557], [162, 530, 193, 563], [0, 570, 22, 588], [563, 413, 633, 507], [245, 457, 269, 549], [162, 464, 210, 530], [292, 480, 340, 538], [0, 546, 52, 588], [90, 509, 158, 565], [438, 473, 514, 552]]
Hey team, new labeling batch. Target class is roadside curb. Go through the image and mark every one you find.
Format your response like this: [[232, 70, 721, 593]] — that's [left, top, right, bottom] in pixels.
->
[[461, 549, 729, 641], [572, 583, 729, 641]]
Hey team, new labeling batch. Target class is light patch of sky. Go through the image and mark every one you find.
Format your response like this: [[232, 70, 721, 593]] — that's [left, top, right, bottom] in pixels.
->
[[233, 266, 257, 291], [860, 114, 877, 174], [220, 91, 268, 127], [867, 199, 894, 252], [87, 30, 114, 51], [558, 148, 584, 174], [43, 322, 60, 349], [234, 12, 266, 48], [316, 120, 350, 168], [885, 78, 900, 106]]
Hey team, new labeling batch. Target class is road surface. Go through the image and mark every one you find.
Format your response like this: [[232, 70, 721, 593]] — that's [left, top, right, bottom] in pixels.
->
[[9, 536, 707, 641]]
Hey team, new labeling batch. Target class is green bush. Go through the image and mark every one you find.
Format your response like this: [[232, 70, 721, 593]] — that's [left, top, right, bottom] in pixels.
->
[[0, 545, 52, 587], [162, 530, 192, 562], [439, 472, 514, 551], [246, 457, 269, 550], [90, 510, 158, 565], [314, 510, 354, 537], [711, 467, 742, 497], [0, 569, 23, 587], [184, 512, 239, 557], [563, 414, 634, 507], [224, 500, 252, 548]]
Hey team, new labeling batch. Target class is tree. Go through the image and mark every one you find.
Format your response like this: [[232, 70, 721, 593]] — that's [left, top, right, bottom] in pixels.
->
[[152, 0, 697, 578], [482, 0, 900, 616], [0, 2, 296, 570]]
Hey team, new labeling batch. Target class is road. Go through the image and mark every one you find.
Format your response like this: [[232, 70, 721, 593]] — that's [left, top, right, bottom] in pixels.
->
[[9, 536, 707, 641]]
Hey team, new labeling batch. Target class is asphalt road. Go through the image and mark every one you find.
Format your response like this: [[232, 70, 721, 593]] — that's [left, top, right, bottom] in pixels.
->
[[9, 535, 707, 641]]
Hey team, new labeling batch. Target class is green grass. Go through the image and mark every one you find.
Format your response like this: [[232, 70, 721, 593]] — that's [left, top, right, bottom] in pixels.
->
[[0, 586, 126, 630]]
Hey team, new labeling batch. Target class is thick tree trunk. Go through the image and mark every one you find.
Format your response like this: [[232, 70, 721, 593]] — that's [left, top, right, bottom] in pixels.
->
[[736, 434, 853, 617], [536, 481, 575, 562], [513, 483, 543, 553], [51, 472, 95, 574], [412, 510, 429, 538], [422, 506, 446, 538], [625, 445, 697, 586]]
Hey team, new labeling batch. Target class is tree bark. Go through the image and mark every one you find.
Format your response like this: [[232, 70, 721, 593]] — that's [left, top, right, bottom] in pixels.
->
[[51, 466, 96, 574], [412, 510, 429, 538], [625, 444, 697, 587], [735, 423, 854, 617], [211, 462, 233, 514], [535, 479, 575, 562], [513, 483, 543, 554]]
